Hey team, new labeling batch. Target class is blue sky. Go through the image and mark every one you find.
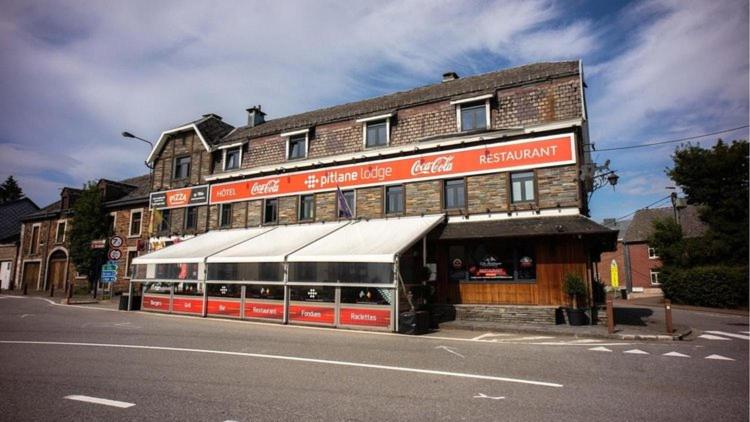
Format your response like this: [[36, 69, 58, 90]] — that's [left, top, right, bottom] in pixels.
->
[[0, 0, 747, 221]]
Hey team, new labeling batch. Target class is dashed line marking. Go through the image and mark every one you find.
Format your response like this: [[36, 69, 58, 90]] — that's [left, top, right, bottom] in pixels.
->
[[704, 331, 750, 340], [588, 346, 612, 352], [705, 354, 734, 361], [662, 351, 690, 358], [64, 395, 135, 408], [474, 393, 505, 400], [698, 334, 731, 341], [623, 349, 649, 355], [471, 333, 512, 341]]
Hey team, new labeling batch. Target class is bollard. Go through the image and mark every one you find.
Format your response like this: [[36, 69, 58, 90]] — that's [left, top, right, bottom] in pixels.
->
[[22, 282, 28, 295], [665, 299, 673, 334], [50, 284, 55, 297], [606, 297, 615, 334]]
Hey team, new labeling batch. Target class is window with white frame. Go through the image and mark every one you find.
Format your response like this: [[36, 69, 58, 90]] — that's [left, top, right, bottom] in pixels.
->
[[443, 178, 466, 210], [648, 247, 658, 259], [385, 185, 404, 214], [357, 114, 392, 148], [284, 129, 309, 160], [223, 146, 242, 171], [129, 210, 142, 237], [452, 95, 491, 132], [650, 270, 660, 285], [511, 171, 535, 203], [55, 220, 66, 243]]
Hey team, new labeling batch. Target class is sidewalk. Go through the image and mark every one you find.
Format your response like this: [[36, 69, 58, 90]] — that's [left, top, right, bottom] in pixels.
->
[[0, 288, 121, 310], [619, 295, 749, 316]]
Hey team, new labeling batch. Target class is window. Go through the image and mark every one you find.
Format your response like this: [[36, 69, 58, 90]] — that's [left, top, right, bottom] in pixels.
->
[[159, 209, 171, 233], [287, 134, 307, 160], [443, 178, 466, 209], [299, 195, 314, 221], [511, 171, 535, 203], [184, 207, 198, 230], [650, 270, 660, 285], [106, 212, 116, 234], [448, 240, 536, 283], [460, 102, 488, 132], [338, 190, 355, 218], [264, 198, 278, 224], [385, 185, 404, 214], [55, 221, 66, 243], [219, 204, 232, 228], [126, 250, 138, 278], [129, 210, 142, 237], [174, 155, 191, 179], [365, 120, 388, 148], [648, 247, 658, 259], [30, 225, 40, 254], [224, 146, 241, 171]]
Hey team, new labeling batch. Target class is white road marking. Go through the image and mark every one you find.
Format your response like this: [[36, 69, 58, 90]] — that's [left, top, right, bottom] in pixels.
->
[[704, 331, 750, 340], [623, 349, 649, 355], [698, 334, 731, 341], [471, 333, 512, 341], [0, 340, 563, 388], [569, 339, 601, 343], [436, 345, 465, 359], [64, 395, 135, 408], [506, 336, 554, 342], [588, 346, 612, 352], [20, 314, 32, 318], [662, 351, 690, 358], [473, 393, 505, 400], [740, 331, 749, 334], [705, 354, 735, 361]]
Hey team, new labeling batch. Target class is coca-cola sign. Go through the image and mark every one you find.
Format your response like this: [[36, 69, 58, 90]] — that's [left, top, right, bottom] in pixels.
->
[[210, 133, 576, 204]]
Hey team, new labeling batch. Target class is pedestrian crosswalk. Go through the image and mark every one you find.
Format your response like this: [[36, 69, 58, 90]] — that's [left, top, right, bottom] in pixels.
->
[[698, 330, 750, 341]]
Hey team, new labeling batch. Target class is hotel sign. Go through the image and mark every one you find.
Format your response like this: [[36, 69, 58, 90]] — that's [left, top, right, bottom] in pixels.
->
[[210, 133, 576, 205], [150, 185, 209, 209]]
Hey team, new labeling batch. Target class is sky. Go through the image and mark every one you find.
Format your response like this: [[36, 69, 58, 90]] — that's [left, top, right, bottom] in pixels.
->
[[0, 0, 747, 221]]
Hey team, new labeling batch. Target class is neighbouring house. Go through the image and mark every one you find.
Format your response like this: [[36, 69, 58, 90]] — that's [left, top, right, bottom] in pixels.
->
[[14, 175, 151, 295], [0, 197, 39, 290], [131, 60, 616, 330], [598, 205, 706, 297], [597, 218, 631, 292]]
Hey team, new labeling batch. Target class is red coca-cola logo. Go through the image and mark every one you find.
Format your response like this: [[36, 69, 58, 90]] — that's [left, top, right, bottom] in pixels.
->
[[410, 155, 454, 176], [251, 179, 280, 195]]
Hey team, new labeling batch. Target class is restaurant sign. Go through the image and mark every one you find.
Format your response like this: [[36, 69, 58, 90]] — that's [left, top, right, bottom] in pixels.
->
[[210, 133, 576, 205], [150, 184, 209, 209]]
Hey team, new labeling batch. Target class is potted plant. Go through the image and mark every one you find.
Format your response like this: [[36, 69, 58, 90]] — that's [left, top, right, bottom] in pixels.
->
[[563, 273, 588, 326]]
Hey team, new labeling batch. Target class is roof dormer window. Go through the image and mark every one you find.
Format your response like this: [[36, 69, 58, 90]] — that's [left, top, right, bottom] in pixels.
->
[[282, 129, 309, 161], [356, 113, 393, 148], [451, 94, 492, 132]]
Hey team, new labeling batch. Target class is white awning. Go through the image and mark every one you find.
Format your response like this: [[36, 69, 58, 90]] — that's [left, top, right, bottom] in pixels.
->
[[132, 227, 274, 264], [207, 221, 350, 263], [287, 214, 444, 263]]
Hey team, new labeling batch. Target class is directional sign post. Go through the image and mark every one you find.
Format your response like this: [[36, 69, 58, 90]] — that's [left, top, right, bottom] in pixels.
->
[[100, 260, 118, 284]]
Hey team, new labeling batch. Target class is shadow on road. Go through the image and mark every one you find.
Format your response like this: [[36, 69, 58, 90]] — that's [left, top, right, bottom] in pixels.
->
[[613, 307, 654, 327]]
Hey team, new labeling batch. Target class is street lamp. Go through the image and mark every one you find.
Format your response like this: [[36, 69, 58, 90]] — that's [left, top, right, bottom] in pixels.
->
[[581, 159, 620, 202], [122, 131, 154, 170]]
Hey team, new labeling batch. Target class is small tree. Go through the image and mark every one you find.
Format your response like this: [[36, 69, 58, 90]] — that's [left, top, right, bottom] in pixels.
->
[[68, 182, 109, 292], [563, 273, 587, 309], [0, 176, 24, 202]]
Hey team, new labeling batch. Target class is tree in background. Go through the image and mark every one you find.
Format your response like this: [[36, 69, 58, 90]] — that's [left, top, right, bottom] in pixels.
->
[[68, 182, 109, 293], [667, 139, 748, 264], [0, 176, 24, 202]]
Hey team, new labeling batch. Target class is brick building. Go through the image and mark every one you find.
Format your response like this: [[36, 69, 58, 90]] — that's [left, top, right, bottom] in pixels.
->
[[598, 205, 706, 297], [15, 175, 150, 295], [133, 61, 616, 329], [0, 198, 39, 290]]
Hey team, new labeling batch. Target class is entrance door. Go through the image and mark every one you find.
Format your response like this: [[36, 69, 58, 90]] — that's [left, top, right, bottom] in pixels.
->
[[0, 261, 12, 289], [47, 250, 68, 290], [22, 262, 40, 290]]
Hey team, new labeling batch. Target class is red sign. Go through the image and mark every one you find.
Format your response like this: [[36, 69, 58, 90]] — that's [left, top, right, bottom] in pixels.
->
[[288, 305, 335, 325], [210, 134, 575, 204], [206, 299, 242, 318], [244, 301, 284, 320], [142, 295, 169, 312], [339, 308, 391, 327], [172, 297, 203, 315]]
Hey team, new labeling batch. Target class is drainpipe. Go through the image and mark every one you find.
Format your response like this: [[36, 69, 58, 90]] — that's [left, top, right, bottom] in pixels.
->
[[623, 242, 632, 293]]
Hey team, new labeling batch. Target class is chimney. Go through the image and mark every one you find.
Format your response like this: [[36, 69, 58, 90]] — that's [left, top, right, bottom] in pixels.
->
[[442, 72, 459, 82], [202, 113, 223, 120], [246, 105, 266, 127]]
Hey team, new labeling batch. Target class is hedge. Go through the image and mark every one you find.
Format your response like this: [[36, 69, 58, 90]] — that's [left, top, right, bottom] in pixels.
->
[[660, 266, 749, 308]]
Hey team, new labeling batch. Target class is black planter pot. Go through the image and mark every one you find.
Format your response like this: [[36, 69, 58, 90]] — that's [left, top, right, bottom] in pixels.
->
[[565, 308, 588, 326]]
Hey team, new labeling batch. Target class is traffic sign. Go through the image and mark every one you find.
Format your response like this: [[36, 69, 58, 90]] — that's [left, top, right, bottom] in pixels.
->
[[109, 236, 124, 249], [108, 249, 122, 261], [90, 239, 107, 249], [100, 260, 118, 283]]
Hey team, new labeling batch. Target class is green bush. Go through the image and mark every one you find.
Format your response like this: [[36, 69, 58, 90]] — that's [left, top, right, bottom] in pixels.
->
[[660, 266, 749, 308]]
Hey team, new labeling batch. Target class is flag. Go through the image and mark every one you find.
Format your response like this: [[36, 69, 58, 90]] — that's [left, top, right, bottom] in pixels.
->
[[336, 186, 352, 218]]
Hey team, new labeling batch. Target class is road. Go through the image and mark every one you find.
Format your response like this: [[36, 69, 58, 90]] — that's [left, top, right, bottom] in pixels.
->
[[0, 296, 747, 421]]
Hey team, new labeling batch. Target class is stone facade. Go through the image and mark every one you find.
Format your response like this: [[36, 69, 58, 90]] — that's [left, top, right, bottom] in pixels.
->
[[454, 304, 559, 325]]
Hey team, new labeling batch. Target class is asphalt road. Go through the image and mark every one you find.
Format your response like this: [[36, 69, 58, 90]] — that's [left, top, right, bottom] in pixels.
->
[[0, 296, 747, 421]]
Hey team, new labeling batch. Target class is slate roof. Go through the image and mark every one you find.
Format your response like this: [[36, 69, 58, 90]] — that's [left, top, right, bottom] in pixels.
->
[[193, 114, 236, 146], [623, 205, 707, 243], [433, 215, 616, 241], [222, 61, 580, 144], [601, 219, 632, 241], [0, 198, 39, 242]]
